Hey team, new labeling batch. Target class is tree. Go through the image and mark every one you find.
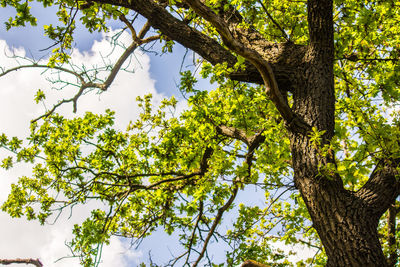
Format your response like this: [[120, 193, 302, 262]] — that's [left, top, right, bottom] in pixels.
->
[[0, 0, 400, 266]]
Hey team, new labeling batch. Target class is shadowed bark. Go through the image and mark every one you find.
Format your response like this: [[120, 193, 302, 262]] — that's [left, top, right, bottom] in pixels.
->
[[387, 204, 398, 266]]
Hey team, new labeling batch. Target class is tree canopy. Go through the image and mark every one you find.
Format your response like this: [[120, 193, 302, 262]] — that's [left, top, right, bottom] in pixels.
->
[[1, 0, 400, 266]]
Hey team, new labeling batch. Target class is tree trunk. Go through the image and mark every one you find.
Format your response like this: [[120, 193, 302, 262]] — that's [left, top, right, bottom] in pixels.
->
[[310, 191, 388, 266], [293, 168, 389, 266], [288, 1, 394, 265], [289, 124, 390, 266]]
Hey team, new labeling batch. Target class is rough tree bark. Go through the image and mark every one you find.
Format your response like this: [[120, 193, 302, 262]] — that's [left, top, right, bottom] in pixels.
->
[[91, 0, 399, 265]]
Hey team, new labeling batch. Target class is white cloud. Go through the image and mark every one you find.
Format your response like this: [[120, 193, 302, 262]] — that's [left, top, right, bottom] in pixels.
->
[[0, 30, 164, 266]]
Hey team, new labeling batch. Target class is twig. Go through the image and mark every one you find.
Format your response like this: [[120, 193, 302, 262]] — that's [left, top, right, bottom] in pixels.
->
[[185, 200, 204, 265], [0, 19, 161, 123]]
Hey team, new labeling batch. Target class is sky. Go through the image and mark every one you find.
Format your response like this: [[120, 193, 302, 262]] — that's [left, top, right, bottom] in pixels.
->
[[0, 4, 317, 267]]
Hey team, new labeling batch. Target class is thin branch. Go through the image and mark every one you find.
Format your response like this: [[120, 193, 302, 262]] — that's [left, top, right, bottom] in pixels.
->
[[296, 238, 322, 250], [309, 247, 322, 267], [1, 19, 161, 123], [134, 172, 202, 191], [233, 186, 293, 239], [185, 200, 204, 265], [98, 41, 139, 92], [0, 63, 85, 83], [339, 55, 400, 62], [192, 186, 239, 267], [62, 165, 202, 190], [99, 19, 159, 92], [257, 0, 290, 41], [167, 251, 189, 267], [119, 14, 139, 42]]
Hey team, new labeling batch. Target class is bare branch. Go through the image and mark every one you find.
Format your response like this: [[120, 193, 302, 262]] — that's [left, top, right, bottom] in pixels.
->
[[167, 251, 189, 267], [98, 41, 139, 92], [0, 63, 85, 83], [0, 258, 43, 267], [32, 97, 75, 123], [0, 21, 160, 123], [98, 19, 159, 92]]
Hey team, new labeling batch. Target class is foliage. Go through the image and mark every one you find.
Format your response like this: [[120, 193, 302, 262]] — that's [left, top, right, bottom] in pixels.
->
[[1, 0, 400, 266]]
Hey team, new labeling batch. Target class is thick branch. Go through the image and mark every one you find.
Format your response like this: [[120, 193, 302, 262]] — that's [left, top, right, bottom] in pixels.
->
[[93, 0, 306, 87], [216, 125, 266, 149], [216, 125, 250, 145], [183, 0, 309, 130], [0, 258, 43, 267], [96, 0, 238, 66], [356, 160, 400, 219]]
